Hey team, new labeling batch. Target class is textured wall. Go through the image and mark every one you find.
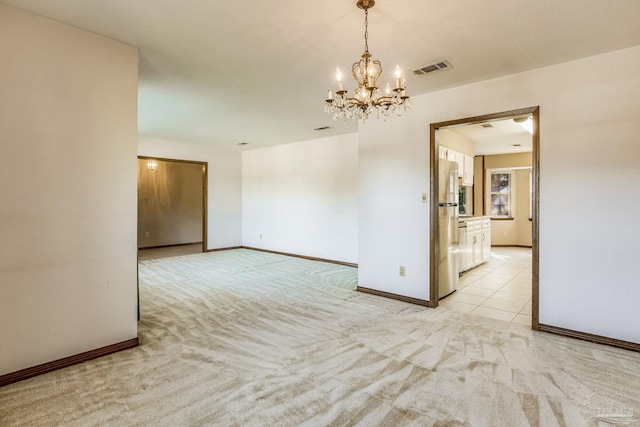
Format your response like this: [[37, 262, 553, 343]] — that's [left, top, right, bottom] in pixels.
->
[[138, 138, 242, 250], [0, 5, 138, 375], [359, 46, 640, 343], [242, 134, 359, 264], [138, 159, 203, 248]]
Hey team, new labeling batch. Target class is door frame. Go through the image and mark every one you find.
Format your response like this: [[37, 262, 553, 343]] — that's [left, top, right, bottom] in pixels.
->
[[428, 107, 540, 330], [137, 156, 209, 253]]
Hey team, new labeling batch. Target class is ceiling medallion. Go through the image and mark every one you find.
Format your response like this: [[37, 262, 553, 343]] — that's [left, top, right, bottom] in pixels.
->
[[325, 0, 410, 122]]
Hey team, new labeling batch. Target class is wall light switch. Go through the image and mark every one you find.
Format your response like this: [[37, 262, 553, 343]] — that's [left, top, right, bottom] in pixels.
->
[[399, 266, 406, 277]]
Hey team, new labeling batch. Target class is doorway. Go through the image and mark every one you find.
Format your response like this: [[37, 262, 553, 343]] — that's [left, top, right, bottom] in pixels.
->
[[429, 107, 539, 330], [137, 156, 208, 256]]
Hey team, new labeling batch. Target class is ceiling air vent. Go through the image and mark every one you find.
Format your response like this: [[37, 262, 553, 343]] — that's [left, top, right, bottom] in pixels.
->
[[413, 60, 452, 76], [480, 123, 494, 128]]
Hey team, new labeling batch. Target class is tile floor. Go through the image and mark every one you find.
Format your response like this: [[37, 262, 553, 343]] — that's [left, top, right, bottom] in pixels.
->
[[439, 246, 532, 326]]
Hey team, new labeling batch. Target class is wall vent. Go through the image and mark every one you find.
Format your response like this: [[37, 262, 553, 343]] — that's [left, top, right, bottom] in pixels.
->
[[413, 60, 452, 76]]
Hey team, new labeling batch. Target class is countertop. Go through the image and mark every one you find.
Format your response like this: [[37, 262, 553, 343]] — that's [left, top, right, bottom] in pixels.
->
[[459, 216, 490, 222]]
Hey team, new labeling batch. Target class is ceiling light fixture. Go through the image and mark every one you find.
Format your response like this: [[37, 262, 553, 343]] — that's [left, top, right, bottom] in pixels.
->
[[513, 116, 533, 134], [324, 0, 410, 122]]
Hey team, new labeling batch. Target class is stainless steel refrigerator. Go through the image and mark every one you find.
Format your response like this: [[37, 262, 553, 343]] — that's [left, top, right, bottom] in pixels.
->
[[438, 159, 459, 298]]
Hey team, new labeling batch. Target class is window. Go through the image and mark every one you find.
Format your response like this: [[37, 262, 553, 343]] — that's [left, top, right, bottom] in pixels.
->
[[490, 170, 512, 217]]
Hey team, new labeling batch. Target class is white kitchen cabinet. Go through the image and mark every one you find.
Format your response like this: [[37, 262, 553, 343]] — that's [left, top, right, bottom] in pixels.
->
[[460, 217, 490, 273], [440, 146, 464, 176], [455, 151, 465, 178], [471, 229, 481, 267], [462, 154, 474, 186], [466, 219, 482, 269], [439, 146, 455, 162], [481, 219, 491, 262], [441, 146, 472, 182]]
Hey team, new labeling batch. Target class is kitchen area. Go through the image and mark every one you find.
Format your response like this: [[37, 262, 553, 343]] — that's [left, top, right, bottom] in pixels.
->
[[436, 117, 533, 325], [437, 144, 492, 299]]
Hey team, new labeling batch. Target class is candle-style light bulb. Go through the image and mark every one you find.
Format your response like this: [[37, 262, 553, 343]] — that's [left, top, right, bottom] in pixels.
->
[[327, 89, 333, 100], [385, 82, 391, 95], [336, 67, 344, 91], [367, 64, 375, 87], [395, 65, 402, 89]]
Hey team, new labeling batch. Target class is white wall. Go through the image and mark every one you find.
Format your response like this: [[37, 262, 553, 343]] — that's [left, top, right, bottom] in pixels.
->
[[359, 46, 640, 343], [0, 6, 139, 375], [243, 134, 358, 264], [138, 138, 242, 249]]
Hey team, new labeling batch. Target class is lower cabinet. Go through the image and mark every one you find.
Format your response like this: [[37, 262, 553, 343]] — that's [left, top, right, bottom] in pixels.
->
[[461, 217, 491, 272], [470, 229, 481, 267], [481, 219, 491, 263]]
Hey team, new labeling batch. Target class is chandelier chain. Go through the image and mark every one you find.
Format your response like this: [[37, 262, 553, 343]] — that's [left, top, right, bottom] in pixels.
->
[[364, 9, 369, 54]]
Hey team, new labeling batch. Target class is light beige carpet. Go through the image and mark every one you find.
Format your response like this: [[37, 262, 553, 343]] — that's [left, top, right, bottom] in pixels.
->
[[1, 249, 639, 426]]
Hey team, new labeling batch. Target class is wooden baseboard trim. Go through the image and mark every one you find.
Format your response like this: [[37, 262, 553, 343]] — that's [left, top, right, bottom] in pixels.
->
[[206, 246, 242, 252], [138, 242, 202, 250], [0, 338, 139, 388], [538, 324, 640, 353], [242, 247, 357, 268], [357, 286, 429, 307]]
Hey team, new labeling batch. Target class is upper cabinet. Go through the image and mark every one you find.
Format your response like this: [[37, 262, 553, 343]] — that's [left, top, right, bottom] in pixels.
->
[[455, 151, 465, 178], [462, 153, 474, 186], [440, 145, 474, 186], [439, 146, 454, 162]]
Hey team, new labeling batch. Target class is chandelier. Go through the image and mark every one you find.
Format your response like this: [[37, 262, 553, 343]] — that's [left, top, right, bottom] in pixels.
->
[[325, 0, 410, 122]]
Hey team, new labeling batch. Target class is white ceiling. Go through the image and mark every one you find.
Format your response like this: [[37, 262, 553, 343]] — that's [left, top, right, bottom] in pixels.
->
[[449, 118, 533, 156], [3, 0, 640, 150]]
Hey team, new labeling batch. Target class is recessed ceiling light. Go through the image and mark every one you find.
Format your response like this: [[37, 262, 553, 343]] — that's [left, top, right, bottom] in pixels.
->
[[512, 144, 522, 147], [237, 142, 249, 146], [480, 123, 494, 128], [314, 126, 331, 131]]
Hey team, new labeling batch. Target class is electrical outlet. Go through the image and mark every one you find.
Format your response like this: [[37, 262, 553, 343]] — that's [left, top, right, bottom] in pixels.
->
[[145, 232, 150, 238], [421, 193, 428, 203], [399, 266, 406, 277]]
